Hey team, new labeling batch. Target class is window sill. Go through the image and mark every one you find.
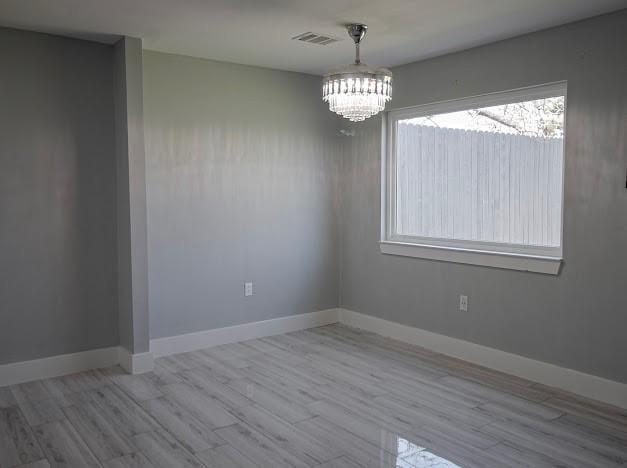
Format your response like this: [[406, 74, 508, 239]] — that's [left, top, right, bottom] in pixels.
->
[[379, 241, 562, 275]]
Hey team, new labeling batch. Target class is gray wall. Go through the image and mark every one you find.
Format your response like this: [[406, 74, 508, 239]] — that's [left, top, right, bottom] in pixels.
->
[[340, 11, 627, 383], [143, 52, 340, 339], [114, 37, 150, 354], [0, 28, 118, 364]]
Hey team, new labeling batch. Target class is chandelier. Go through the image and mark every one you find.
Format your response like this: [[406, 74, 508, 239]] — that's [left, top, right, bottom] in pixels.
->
[[322, 24, 392, 122]]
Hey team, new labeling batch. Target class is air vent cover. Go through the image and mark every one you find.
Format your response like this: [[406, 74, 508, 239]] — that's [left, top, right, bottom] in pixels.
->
[[292, 32, 339, 46]]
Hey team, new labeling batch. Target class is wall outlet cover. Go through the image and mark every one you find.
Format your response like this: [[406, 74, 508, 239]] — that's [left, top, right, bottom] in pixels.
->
[[459, 295, 468, 312]]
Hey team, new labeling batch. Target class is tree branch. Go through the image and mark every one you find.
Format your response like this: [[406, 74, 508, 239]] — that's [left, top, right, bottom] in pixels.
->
[[476, 109, 524, 133]]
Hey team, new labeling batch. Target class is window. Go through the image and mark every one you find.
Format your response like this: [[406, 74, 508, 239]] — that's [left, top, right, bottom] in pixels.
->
[[382, 83, 566, 274]]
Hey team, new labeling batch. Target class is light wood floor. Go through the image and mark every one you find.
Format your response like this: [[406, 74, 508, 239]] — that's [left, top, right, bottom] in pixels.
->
[[1, 324, 626, 467]]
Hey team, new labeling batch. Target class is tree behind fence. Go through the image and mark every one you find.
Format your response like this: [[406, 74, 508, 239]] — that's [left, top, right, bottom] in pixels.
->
[[396, 124, 563, 247]]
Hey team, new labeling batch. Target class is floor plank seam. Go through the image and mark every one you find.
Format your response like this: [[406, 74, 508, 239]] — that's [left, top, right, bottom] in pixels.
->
[[97, 378, 212, 468], [59, 405, 106, 467]]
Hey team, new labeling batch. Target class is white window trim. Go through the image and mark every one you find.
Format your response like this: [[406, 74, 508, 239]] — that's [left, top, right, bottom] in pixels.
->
[[380, 82, 567, 275]]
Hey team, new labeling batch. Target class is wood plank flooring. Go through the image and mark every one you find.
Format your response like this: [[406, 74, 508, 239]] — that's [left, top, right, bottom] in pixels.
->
[[1, 324, 626, 467]]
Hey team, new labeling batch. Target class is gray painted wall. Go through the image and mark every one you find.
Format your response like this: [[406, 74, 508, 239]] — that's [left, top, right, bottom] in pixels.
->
[[143, 52, 340, 339], [0, 28, 118, 364], [339, 11, 627, 383], [114, 37, 150, 354]]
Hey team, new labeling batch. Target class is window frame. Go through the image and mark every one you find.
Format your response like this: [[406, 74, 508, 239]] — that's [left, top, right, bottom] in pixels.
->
[[381, 82, 567, 274]]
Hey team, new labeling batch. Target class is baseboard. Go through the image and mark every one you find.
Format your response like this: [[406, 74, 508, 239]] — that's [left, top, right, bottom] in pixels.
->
[[150, 308, 340, 357], [7, 308, 621, 409], [0, 309, 339, 386], [118, 348, 154, 375], [0, 346, 120, 387], [338, 308, 627, 410]]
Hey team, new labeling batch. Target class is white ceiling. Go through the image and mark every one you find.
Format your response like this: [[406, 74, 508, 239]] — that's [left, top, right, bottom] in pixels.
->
[[1, 0, 625, 75]]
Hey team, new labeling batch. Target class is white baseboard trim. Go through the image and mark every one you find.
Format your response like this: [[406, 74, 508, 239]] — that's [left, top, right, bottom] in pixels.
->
[[150, 308, 340, 357], [338, 309, 627, 410], [6, 307, 622, 409], [0, 309, 338, 387], [0, 346, 120, 387], [118, 348, 154, 375]]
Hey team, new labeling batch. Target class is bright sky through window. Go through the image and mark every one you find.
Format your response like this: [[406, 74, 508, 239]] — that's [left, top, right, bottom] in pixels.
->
[[404, 96, 564, 138]]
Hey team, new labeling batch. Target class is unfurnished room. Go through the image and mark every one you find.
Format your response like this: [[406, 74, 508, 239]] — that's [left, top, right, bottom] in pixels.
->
[[0, 1, 626, 467]]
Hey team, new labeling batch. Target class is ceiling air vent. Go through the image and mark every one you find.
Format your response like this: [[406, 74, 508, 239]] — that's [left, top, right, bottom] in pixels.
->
[[292, 32, 340, 46]]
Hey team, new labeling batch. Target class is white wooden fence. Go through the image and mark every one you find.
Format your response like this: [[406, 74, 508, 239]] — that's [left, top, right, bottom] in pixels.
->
[[396, 124, 563, 247]]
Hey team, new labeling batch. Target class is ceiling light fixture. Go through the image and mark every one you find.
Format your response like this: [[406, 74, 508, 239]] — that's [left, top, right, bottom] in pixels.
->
[[322, 24, 392, 122]]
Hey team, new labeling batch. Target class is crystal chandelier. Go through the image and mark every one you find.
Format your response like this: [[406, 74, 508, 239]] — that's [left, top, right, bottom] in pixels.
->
[[322, 24, 392, 122]]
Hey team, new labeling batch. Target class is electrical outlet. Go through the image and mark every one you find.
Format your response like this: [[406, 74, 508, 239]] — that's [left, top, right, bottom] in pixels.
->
[[459, 295, 468, 312], [244, 282, 253, 297]]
